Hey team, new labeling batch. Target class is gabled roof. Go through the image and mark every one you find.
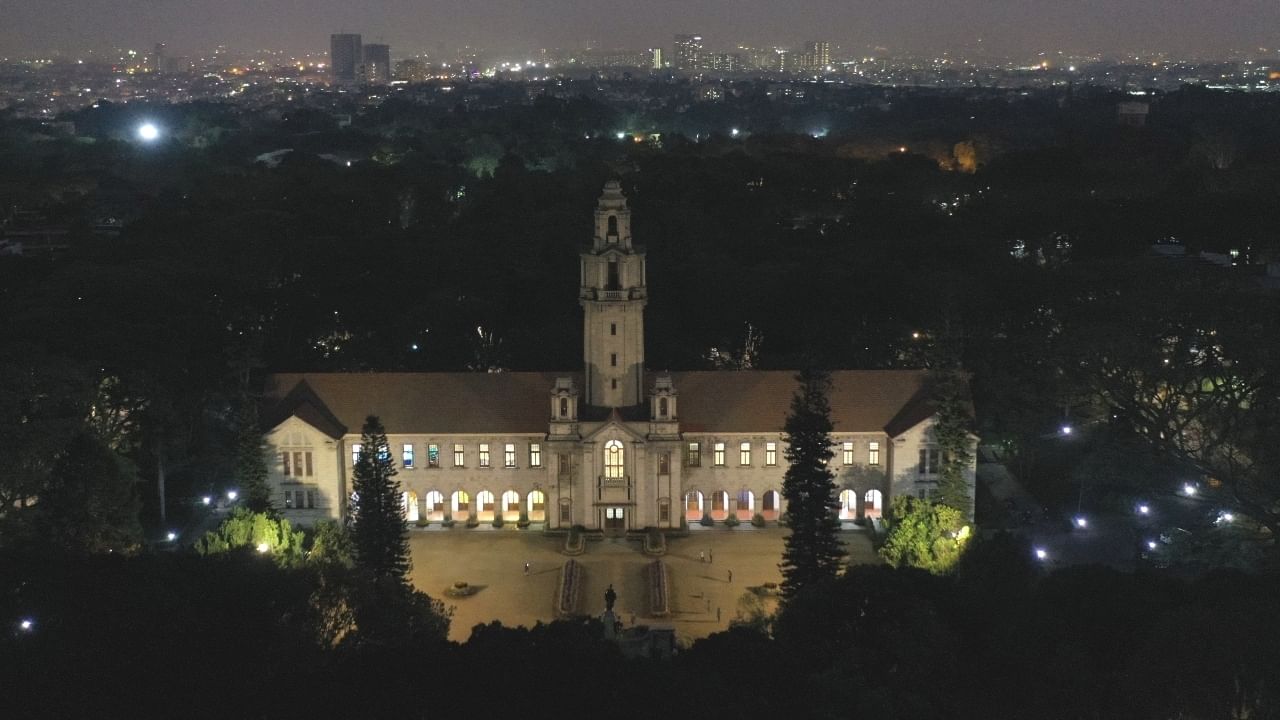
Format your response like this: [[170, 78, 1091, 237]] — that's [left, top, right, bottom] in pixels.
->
[[261, 369, 934, 437], [666, 370, 931, 434]]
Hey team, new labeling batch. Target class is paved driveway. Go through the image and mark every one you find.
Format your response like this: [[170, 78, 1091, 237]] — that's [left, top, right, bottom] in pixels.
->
[[406, 526, 878, 642]]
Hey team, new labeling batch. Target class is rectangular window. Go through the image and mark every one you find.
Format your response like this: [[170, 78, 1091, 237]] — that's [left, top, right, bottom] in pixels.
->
[[306, 490, 316, 509], [610, 323, 617, 336], [687, 442, 701, 467], [453, 444, 465, 467], [351, 443, 363, 466], [610, 353, 617, 367], [402, 444, 415, 468], [284, 490, 295, 509], [529, 443, 542, 467], [843, 441, 854, 465], [918, 448, 940, 475], [658, 500, 670, 524], [504, 443, 516, 468], [658, 452, 670, 475], [740, 442, 751, 466], [282, 452, 291, 477], [766, 442, 777, 466], [558, 454, 571, 475], [304, 452, 313, 477], [479, 443, 490, 468], [427, 444, 440, 468], [714, 442, 726, 467], [560, 501, 572, 524], [868, 441, 880, 466]]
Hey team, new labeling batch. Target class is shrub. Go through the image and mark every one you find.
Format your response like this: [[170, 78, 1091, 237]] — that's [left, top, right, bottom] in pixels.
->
[[492, 514, 504, 528], [700, 512, 715, 527], [724, 513, 741, 527], [517, 510, 531, 529], [465, 515, 479, 529], [751, 513, 766, 527], [414, 516, 429, 528]]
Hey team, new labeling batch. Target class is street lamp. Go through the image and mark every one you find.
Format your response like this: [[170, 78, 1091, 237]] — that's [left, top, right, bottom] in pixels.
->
[[136, 122, 160, 141], [1146, 540, 1158, 550], [1060, 424, 1073, 436], [18, 618, 34, 632], [1136, 503, 1150, 516], [1073, 516, 1088, 529], [1182, 483, 1197, 497], [227, 489, 239, 501], [1034, 547, 1048, 561], [166, 531, 177, 542], [201, 496, 212, 506]]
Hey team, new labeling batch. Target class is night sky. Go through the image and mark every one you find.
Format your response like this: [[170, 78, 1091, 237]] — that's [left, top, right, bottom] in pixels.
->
[[3, 0, 1278, 57]]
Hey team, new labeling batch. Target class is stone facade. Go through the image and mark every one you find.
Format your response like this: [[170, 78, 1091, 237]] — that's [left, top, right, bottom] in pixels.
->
[[261, 183, 977, 531]]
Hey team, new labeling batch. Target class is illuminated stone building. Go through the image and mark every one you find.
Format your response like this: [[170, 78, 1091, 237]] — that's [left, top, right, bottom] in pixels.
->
[[262, 182, 975, 533]]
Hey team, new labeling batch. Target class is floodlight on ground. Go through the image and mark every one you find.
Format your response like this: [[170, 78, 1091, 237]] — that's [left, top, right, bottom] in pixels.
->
[[1218, 511, 1235, 524], [136, 122, 160, 141], [166, 531, 177, 542], [1060, 424, 1073, 436], [615, 131, 626, 140], [1147, 540, 1158, 550], [730, 128, 740, 137], [256, 542, 270, 554]]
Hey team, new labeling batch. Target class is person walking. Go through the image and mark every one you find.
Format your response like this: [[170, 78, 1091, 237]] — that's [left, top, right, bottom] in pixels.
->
[[709, 548, 714, 563], [699, 550, 705, 563], [523, 561, 530, 575], [728, 569, 733, 583]]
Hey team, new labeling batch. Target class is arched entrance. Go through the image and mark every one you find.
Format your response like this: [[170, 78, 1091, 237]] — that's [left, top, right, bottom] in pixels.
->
[[527, 490, 547, 522], [736, 489, 755, 521], [684, 491, 704, 522], [501, 490, 521, 522], [425, 491, 445, 521], [451, 490, 471, 520], [761, 490, 780, 522], [402, 491, 419, 523], [709, 490, 728, 521], [476, 490, 496, 522], [864, 489, 884, 519], [839, 489, 858, 520]]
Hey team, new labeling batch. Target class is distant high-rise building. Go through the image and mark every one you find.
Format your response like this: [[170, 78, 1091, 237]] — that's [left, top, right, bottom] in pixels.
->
[[673, 34, 703, 71], [330, 33, 363, 85], [805, 41, 831, 69], [650, 47, 663, 70], [363, 43, 392, 84], [152, 43, 167, 74]]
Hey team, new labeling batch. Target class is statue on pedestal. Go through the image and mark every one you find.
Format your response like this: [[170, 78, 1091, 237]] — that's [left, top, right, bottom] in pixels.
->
[[604, 583, 617, 611]]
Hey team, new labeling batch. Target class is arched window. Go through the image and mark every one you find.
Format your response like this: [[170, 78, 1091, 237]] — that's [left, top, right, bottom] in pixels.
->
[[659, 397, 668, 417], [604, 440, 625, 479], [560, 397, 569, 417], [607, 215, 619, 239]]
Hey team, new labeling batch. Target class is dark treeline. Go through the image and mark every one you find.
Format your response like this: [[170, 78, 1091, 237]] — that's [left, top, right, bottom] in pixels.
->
[[3, 537, 1279, 719]]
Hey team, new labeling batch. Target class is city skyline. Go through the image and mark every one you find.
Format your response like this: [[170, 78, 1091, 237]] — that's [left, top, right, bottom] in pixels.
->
[[4, 0, 1280, 59]]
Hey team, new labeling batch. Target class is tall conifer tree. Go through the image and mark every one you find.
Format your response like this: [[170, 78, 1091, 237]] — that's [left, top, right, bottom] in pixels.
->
[[233, 399, 271, 512], [350, 415, 410, 583], [780, 367, 845, 601], [932, 372, 974, 518]]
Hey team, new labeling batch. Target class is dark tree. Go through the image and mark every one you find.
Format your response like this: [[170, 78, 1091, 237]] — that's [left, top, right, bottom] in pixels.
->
[[233, 399, 271, 512], [933, 371, 975, 518], [780, 367, 845, 601], [350, 415, 410, 582]]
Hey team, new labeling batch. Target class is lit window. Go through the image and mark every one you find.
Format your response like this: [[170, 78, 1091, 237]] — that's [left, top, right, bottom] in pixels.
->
[[504, 443, 516, 468], [402, 444, 414, 468], [714, 442, 726, 467], [427, 444, 440, 467], [740, 441, 751, 466], [765, 442, 777, 466], [529, 443, 542, 467], [868, 441, 880, 466], [687, 442, 701, 467], [604, 439, 625, 479], [351, 443, 362, 466], [843, 441, 854, 465], [479, 444, 490, 468], [453, 444, 465, 467]]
